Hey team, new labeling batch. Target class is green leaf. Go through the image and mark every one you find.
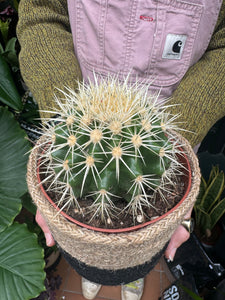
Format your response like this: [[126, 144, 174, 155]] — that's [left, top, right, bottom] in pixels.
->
[[0, 193, 22, 233], [0, 53, 23, 111], [208, 165, 219, 185], [180, 284, 203, 300], [210, 198, 225, 230], [12, 0, 19, 11], [0, 19, 9, 45], [0, 43, 3, 54], [0, 107, 31, 231], [194, 205, 202, 228], [2, 38, 19, 69], [5, 38, 17, 53], [201, 171, 224, 213], [0, 223, 46, 300], [195, 177, 207, 207], [196, 207, 211, 236], [21, 192, 37, 216]]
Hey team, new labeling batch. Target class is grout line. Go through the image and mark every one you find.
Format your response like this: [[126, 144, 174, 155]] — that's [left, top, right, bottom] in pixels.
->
[[160, 268, 163, 296], [59, 291, 82, 300], [63, 289, 82, 293], [61, 266, 73, 294], [60, 290, 118, 300]]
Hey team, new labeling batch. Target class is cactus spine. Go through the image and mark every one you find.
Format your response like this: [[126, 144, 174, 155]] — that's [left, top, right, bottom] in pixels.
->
[[40, 75, 184, 224]]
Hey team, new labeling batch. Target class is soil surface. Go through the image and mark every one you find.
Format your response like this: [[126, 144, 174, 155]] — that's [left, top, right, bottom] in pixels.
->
[[41, 166, 187, 230], [194, 223, 223, 246]]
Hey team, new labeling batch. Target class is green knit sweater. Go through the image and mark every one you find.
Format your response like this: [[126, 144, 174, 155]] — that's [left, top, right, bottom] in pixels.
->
[[17, 0, 225, 147]]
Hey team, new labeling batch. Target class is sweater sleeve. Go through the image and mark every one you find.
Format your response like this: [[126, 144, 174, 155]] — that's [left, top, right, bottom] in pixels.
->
[[169, 1, 225, 147], [17, 0, 82, 116]]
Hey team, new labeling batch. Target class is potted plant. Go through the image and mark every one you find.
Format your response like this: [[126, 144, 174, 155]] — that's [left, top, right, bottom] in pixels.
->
[[27, 75, 201, 286], [165, 167, 225, 295], [194, 165, 225, 245], [164, 116, 225, 297]]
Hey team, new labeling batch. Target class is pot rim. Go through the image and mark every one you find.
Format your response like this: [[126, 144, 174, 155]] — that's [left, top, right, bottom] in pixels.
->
[[37, 150, 192, 234]]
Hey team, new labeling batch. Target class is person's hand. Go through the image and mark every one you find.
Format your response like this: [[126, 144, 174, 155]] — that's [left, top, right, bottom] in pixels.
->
[[36, 209, 55, 247], [164, 207, 193, 261]]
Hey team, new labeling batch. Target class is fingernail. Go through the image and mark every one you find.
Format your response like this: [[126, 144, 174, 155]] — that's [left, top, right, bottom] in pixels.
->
[[46, 233, 53, 246], [169, 255, 174, 262], [166, 256, 172, 263], [169, 247, 177, 262]]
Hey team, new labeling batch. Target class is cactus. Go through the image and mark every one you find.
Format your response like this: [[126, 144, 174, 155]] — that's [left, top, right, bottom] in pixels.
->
[[39, 75, 184, 225]]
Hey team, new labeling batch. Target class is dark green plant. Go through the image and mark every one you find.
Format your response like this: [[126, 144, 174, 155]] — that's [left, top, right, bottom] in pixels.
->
[[0, 1, 19, 45], [0, 0, 40, 125], [0, 3, 46, 298], [194, 165, 225, 239], [180, 284, 203, 300], [0, 106, 46, 300]]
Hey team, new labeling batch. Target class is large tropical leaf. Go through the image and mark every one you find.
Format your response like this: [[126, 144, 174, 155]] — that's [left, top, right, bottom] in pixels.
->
[[0, 222, 46, 300], [0, 53, 22, 111], [0, 107, 30, 231], [0, 193, 21, 233]]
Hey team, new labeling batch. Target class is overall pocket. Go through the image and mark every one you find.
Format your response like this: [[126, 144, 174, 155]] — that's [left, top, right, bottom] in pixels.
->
[[142, 0, 204, 86], [74, 0, 204, 87], [75, 0, 136, 72]]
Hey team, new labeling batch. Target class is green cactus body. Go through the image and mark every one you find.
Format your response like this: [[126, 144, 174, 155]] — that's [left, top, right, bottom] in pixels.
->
[[41, 75, 183, 223]]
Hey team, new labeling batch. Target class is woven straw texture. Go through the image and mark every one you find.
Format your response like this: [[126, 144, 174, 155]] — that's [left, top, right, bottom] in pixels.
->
[[27, 132, 201, 270]]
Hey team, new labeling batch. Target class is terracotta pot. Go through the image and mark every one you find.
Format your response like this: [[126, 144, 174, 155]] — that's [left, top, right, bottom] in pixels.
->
[[27, 133, 201, 285], [37, 151, 192, 234]]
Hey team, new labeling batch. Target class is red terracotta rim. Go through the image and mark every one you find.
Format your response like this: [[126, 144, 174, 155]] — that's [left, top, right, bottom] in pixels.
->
[[37, 150, 192, 233]]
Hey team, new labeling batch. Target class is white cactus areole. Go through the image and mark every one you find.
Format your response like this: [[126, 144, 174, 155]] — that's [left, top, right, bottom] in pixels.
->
[[39, 74, 184, 225]]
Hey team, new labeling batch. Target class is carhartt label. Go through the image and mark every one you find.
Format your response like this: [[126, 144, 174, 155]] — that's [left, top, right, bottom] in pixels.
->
[[162, 34, 187, 60]]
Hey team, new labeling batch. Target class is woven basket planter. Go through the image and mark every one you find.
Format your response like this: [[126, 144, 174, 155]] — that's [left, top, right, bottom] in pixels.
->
[[27, 132, 201, 285]]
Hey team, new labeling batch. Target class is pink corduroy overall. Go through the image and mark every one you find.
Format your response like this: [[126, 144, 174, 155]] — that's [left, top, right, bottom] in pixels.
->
[[67, 0, 222, 97]]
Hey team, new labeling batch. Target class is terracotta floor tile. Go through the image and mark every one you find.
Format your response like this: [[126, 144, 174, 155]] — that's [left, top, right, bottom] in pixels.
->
[[160, 271, 172, 295], [54, 255, 71, 278], [143, 270, 161, 300], [95, 298, 116, 300], [56, 291, 83, 300], [55, 290, 64, 299], [53, 255, 175, 300], [153, 262, 162, 271], [98, 284, 121, 300], [65, 267, 82, 293], [54, 257, 72, 298], [58, 290, 117, 300]]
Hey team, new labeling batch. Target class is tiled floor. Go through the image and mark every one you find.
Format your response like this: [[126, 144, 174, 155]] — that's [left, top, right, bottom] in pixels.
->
[[53, 256, 175, 300]]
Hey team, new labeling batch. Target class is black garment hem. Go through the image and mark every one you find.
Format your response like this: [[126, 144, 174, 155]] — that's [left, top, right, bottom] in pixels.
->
[[60, 243, 168, 286]]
